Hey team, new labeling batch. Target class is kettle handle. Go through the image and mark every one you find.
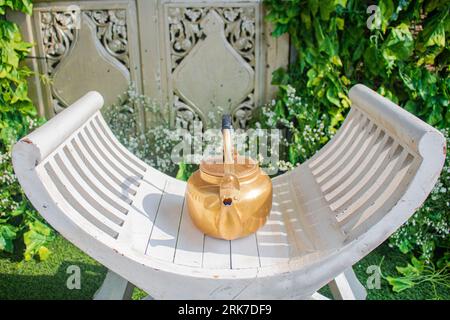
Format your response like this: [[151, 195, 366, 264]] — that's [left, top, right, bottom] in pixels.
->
[[220, 115, 240, 206]]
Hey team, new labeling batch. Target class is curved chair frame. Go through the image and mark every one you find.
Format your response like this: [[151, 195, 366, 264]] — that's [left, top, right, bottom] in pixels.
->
[[12, 84, 445, 299]]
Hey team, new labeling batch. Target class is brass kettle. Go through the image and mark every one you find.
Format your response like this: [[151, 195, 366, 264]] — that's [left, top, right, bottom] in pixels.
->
[[186, 115, 272, 240]]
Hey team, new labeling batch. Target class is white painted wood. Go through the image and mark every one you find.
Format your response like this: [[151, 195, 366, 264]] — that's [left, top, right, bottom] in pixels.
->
[[55, 151, 127, 225], [173, 200, 204, 267], [231, 234, 260, 269], [116, 171, 164, 254], [328, 268, 367, 300], [62, 141, 132, 210], [310, 292, 330, 300], [70, 133, 135, 201], [203, 236, 231, 269], [94, 115, 148, 173], [23, 91, 103, 162], [77, 128, 139, 194], [146, 178, 185, 261], [83, 123, 141, 185], [12, 86, 445, 300], [89, 119, 144, 177], [94, 270, 134, 300], [44, 158, 122, 238]]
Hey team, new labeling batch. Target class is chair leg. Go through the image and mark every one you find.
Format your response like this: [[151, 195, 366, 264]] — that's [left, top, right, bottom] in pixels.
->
[[310, 292, 330, 300], [93, 269, 135, 300], [328, 267, 367, 300]]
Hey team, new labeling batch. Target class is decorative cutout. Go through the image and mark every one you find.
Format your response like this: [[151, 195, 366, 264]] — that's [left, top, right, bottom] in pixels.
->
[[168, 7, 255, 71], [167, 6, 257, 129], [41, 11, 77, 74], [172, 10, 254, 130], [40, 8, 130, 112], [51, 15, 129, 111], [85, 10, 129, 69]]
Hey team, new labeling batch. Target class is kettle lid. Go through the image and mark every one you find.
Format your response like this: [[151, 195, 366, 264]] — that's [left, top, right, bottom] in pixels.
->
[[200, 155, 259, 179]]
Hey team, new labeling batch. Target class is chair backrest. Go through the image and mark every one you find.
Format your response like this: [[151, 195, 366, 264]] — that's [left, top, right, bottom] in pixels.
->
[[307, 84, 446, 244], [12, 92, 147, 247]]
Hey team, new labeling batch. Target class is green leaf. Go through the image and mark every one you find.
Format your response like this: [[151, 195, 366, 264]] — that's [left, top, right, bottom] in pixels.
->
[[404, 100, 417, 114], [411, 256, 425, 272], [336, 17, 345, 30], [271, 68, 290, 86], [300, 11, 312, 30], [331, 55, 343, 67], [271, 23, 289, 38], [397, 239, 412, 254], [0, 224, 17, 253], [379, 0, 394, 33], [176, 161, 189, 181], [326, 86, 341, 108], [424, 23, 445, 48], [381, 23, 414, 69], [319, 0, 336, 21], [308, 0, 319, 16], [38, 246, 51, 261], [288, 143, 299, 164], [396, 264, 419, 277], [23, 220, 54, 261], [386, 276, 415, 292], [427, 106, 443, 125]]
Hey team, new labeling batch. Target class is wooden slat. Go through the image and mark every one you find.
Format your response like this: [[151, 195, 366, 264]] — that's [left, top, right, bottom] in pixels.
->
[[203, 236, 231, 269], [321, 126, 382, 192], [146, 178, 185, 261], [325, 134, 391, 203], [140, 166, 172, 191], [63, 144, 131, 211], [89, 120, 144, 177], [331, 140, 399, 212], [77, 131, 138, 195], [117, 173, 165, 253], [231, 234, 260, 269], [309, 110, 360, 169], [256, 174, 303, 267], [71, 136, 134, 201], [173, 200, 204, 267], [44, 160, 120, 239], [55, 152, 126, 225], [312, 113, 366, 176], [317, 120, 374, 183], [95, 115, 147, 172], [344, 154, 415, 234], [256, 209, 291, 267], [83, 125, 140, 186], [338, 147, 409, 224]]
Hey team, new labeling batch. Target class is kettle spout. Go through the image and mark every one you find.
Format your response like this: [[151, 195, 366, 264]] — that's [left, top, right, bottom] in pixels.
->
[[220, 173, 240, 206]]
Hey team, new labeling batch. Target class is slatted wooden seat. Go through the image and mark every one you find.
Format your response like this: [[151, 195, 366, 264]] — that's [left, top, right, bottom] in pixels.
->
[[12, 84, 445, 300]]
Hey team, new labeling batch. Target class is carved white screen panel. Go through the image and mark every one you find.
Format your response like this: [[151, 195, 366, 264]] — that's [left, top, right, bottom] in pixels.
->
[[31, 0, 141, 118], [11, 0, 288, 131], [159, 0, 265, 130]]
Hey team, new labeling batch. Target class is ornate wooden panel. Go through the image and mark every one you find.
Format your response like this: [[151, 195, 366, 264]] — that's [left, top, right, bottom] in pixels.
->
[[158, 1, 264, 129], [26, 0, 141, 119], [9, 0, 289, 131]]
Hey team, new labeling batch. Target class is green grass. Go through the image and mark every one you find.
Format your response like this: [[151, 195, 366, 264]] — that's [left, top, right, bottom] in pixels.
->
[[0, 235, 448, 300]]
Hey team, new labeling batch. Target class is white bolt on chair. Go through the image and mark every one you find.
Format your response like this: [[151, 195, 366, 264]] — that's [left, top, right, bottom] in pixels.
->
[[12, 84, 446, 300]]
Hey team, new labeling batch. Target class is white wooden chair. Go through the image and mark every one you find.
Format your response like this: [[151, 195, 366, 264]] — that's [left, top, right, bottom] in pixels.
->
[[12, 84, 446, 300]]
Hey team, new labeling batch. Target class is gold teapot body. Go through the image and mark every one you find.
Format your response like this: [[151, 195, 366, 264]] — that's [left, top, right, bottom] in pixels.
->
[[186, 115, 273, 240]]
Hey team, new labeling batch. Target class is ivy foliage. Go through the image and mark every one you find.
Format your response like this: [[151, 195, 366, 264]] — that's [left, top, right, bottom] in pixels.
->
[[264, 0, 449, 296], [264, 1, 449, 158], [0, 0, 55, 260]]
